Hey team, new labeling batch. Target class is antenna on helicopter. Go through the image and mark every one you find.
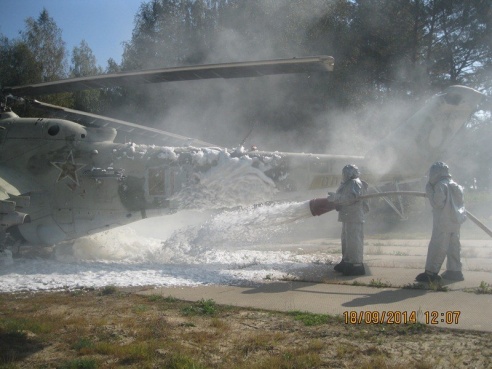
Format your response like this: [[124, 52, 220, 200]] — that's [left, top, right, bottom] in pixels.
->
[[239, 120, 259, 148]]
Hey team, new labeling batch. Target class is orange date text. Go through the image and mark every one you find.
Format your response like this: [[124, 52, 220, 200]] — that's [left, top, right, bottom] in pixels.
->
[[343, 310, 418, 324]]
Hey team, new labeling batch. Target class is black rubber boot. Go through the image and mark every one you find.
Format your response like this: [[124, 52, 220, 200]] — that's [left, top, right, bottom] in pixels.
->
[[415, 271, 441, 283], [441, 270, 464, 281], [342, 263, 365, 276], [333, 260, 347, 273]]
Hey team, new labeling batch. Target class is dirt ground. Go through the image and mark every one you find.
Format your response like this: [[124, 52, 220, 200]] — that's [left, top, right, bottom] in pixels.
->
[[1, 287, 491, 369]]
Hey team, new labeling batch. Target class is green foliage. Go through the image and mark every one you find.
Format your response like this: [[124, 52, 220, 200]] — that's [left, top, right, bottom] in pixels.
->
[[99, 285, 117, 296], [0, 317, 52, 335], [288, 311, 333, 326], [58, 358, 97, 369], [404, 322, 428, 333], [163, 353, 208, 369], [70, 40, 103, 113], [147, 294, 178, 303], [476, 281, 492, 294], [254, 351, 322, 369], [427, 280, 449, 292], [181, 299, 218, 316], [0, 37, 42, 88], [72, 338, 95, 352], [22, 8, 67, 82], [132, 304, 149, 313], [4, 1, 491, 99], [368, 279, 393, 288]]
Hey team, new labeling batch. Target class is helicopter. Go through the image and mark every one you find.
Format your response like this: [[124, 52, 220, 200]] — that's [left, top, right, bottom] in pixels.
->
[[0, 55, 489, 254]]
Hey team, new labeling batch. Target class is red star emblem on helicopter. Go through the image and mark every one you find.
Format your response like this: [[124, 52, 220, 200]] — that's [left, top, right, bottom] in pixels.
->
[[51, 151, 86, 187]]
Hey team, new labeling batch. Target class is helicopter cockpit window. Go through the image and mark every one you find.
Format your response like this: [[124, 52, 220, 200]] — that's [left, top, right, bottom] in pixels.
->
[[47, 125, 60, 136]]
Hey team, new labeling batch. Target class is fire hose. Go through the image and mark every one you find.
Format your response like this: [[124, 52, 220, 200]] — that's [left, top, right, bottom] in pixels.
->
[[309, 191, 492, 238]]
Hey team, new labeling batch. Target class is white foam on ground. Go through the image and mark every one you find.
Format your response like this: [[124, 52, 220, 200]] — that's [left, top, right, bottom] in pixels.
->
[[0, 204, 334, 292], [0, 149, 334, 293]]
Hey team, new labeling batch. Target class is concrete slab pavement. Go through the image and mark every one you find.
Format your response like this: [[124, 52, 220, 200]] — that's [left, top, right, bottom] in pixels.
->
[[136, 236, 492, 331], [139, 264, 492, 332]]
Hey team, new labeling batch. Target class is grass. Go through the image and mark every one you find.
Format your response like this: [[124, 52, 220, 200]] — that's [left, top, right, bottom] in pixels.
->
[[72, 337, 95, 353], [58, 358, 97, 369], [368, 278, 393, 288], [181, 298, 219, 316], [0, 288, 491, 368], [464, 281, 492, 295], [287, 310, 339, 326], [477, 281, 492, 294], [350, 279, 394, 288], [427, 280, 449, 292], [99, 285, 117, 296], [343, 278, 452, 292]]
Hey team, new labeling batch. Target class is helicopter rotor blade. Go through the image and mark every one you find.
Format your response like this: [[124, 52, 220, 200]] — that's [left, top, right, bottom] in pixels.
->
[[28, 99, 218, 147], [4, 56, 334, 96]]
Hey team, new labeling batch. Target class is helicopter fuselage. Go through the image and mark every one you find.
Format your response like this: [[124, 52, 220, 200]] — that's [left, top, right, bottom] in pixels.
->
[[0, 84, 487, 246], [0, 111, 199, 244]]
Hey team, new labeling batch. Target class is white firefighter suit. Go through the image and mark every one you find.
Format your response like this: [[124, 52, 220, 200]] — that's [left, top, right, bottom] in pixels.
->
[[424, 163, 466, 275], [329, 165, 368, 270]]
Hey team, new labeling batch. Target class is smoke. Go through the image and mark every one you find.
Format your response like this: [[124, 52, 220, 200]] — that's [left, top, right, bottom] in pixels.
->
[[114, 0, 490, 189], [113, 0, 338, 152], [142, 5, 415, 158]]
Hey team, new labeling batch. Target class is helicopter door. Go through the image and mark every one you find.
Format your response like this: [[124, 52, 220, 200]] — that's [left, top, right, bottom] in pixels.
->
[[147, 167, 181, 198], [52, 185, 75, 237], [148, 167, 166, 196], [53, 207, 75, 236]]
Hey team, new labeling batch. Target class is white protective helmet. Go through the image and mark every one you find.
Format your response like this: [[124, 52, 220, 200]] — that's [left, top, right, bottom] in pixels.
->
[[342, 164, 360, 182]]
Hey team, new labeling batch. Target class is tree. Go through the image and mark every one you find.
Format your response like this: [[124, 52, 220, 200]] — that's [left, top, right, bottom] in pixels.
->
[[14, 8, 72, 109], [107, 0, 492, 153], [0, 36, 42, 89], [71, 40, 101, 77], [123, 0, 186, 70], [423, 0, 492, 188], [70, 40, 103, 112], [423, 0, 492, 89], [99, 58, 125, 116], [22, 8, 67, 82]]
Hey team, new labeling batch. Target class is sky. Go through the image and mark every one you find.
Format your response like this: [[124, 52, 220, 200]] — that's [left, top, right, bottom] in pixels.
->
[[1, 0, 144, 67]]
